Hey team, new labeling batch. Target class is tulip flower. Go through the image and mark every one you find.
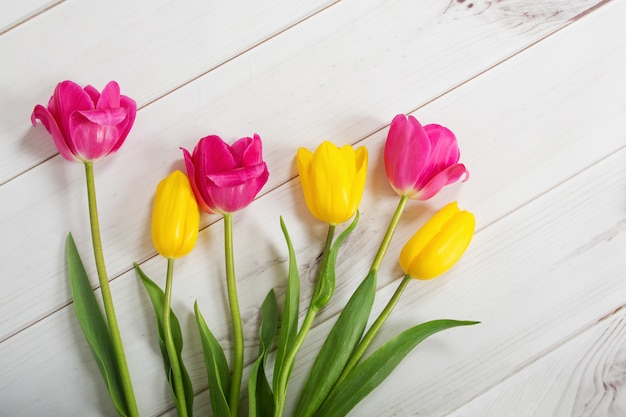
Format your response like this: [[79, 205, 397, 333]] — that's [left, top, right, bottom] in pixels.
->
[[384, 114, 468, 200], [400, 201, 475, 280], [31, 80, 136, 162], [182, 134, 269, 214], [183, 134, 269, 416], [152, 170, 200, 259], [297, 141, 368, 225]]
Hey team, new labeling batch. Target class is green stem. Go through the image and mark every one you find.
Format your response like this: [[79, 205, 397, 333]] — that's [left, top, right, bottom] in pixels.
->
[[335, 274, 412, 388], [370, 195, 408, 272], [163, 258, 188, 417], [84, 162, 139, 417], [274, 226, 335, 417], [224, 213, 243, 417]]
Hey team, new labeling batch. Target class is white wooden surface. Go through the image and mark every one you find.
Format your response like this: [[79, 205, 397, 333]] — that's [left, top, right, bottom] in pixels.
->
[[1, 0, 624, 416]]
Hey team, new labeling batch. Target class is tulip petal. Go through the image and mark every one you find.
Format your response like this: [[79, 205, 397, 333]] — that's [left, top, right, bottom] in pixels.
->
[[196, 135, 237, 173], [83, 85, 101, 105], [31, 104, 78, 162], [54, 81, 96, 139], [416, 163, 469, 200], [416, 124, 461, 188], [409, 210, 475, 279], [205, 164, 267, 187], [384, 114, 430, 194], [239, 134, 264, 166], [69, 108, 127, 160], [399, 202, 460, 274], [297, 147, 323, 221], [182, 147, 214, 214], [204, 165, 269, 213], [348, 146, 368, 221], [314, 142, 351, 224], [96, 81, 121, 109], [110, 95, 137, 154]]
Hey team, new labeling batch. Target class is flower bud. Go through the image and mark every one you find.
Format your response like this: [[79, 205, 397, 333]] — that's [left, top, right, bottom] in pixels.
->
[[297, 141, 368, 225], [384, 114, 468, 200], [151, 170, 200, 259], [400, 202, 474, 279]]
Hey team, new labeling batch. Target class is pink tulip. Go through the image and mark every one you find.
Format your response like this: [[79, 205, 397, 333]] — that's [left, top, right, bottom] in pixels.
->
[[31, 80, 137, 162], [182, 134, 269, 214], [384, 114, 468, 200]]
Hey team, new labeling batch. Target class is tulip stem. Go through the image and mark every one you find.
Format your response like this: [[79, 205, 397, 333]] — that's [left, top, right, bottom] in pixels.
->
[[370, 195, 408, 272], [163, 258, 188, 417], [224, 213, 243, 416], [334, 274, 412, 388], [84, 162, 139, 417], [274, 226, 335, 417]]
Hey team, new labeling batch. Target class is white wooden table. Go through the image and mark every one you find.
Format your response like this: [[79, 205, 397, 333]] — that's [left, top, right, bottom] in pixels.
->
[[1, 1, 625, 416]]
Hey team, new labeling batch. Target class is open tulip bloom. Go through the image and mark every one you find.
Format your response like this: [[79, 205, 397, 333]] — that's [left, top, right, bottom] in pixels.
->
[[32, 80, 136, 162], [33, 84, 478, 417], [32, 80, 140, 417], [385, 113, 468, 200], [182, 133, 269, 417]]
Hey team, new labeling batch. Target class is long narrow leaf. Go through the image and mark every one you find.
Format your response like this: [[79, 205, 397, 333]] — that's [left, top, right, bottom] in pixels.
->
[[294, 269, 377, 417], [316, 319, 479, 417], [195, 302, 232, 417], [134, 263, 194, 416], [249, 290, 278, 417], [273, 217, 300, 391], [67, 233, 129, 417]]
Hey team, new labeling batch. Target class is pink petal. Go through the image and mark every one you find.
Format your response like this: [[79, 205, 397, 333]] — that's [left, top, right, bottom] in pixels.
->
[[384, 114, 430, 193], [196, 135, 236, 173], [31, 104, 78, 161], [53, 81, 95, 139], [69, 108, 127, 160], [416, 163, 469, 200], [83, 85, 101, 105], [240, 134, 264, 166], [415, 124, 461, 188], [109, 95, 137, 154], [182, 147, 214, 213], [96, 81, 121, 109], [206, 166, 269, 213], [206, 163, 267, 187]]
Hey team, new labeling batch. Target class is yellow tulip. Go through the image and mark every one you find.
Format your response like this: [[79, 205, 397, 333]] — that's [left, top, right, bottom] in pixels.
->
[[400, 202, 475, 280], [151, 170, 200, 259], [297, 141, 368, 225]]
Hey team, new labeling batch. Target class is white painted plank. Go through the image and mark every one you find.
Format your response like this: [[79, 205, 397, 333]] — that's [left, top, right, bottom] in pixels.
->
[[0, 0, 611, 340], [0, 0, 61, 33], [445, 308, 626, 417], [0, 0, 338, 184], [1, 2, 625, 415], [1, 0, 601, 184]]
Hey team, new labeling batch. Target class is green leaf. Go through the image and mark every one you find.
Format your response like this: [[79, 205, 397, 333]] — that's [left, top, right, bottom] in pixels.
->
[[134, 263, 194, 417], [66, 233, 129, 417], [273, 217, 300, 392], [315, 319, 480, 417], [311, 211, 360, 311], [294, 269, 377, 417], [194, 302, 232, 417], [249, 290, 278, 417]]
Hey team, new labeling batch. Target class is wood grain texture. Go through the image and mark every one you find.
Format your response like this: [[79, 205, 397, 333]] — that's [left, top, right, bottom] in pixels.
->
[[0, 0, 338, 184], [0, 0, 62, 33], [0, 0, 624, 416], [447, 308, 626, 417], [0, 0, 608, 341]]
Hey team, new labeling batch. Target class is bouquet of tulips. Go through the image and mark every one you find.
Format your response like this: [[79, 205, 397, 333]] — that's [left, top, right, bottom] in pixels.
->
[[32, 80, 477, 417]]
